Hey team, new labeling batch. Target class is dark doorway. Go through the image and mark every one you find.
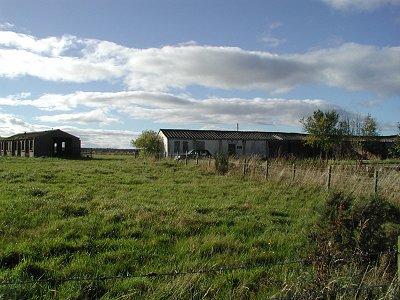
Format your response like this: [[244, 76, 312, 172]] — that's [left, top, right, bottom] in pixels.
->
[[228, 144, 236, 156], [52, 138, 72, 157]]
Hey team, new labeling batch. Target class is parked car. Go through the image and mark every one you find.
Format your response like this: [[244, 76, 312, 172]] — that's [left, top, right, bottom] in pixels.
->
[[175, 149, 212, 160]]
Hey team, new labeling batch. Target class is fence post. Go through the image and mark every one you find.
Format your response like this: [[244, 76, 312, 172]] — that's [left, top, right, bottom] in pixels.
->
[[196, 154, 199, 165], [292, 164, 296, 181], [374, 170, 379, 195], [265, 161, 269, 180], [185, 151, 188, 165], [398, 236, 399, 289], [243, 158, 247, 176], [326, 165, 332, 191]]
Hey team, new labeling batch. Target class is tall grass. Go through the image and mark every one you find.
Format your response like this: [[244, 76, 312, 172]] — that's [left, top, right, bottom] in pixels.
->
[[0, 156, 398, 299], [0, 156, 325, 299], [197, 157, 400, 203]]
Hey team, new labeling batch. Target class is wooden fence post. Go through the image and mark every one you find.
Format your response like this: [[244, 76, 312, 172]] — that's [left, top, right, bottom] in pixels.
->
[[196, 154, 199, 165], [374, 170, 379, 195], [326, 166, 332, 191], [243, 158, 247, 176], [265, 161, 269, 180], [185, 151, 188, 165], [292, 164, 296, 181]]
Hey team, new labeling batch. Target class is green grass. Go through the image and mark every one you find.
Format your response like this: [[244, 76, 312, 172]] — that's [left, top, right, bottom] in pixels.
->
[[0, 155, 388, 299]]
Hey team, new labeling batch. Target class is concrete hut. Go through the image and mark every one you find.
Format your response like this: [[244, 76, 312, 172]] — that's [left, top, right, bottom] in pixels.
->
[[0, 129, 81, 158]]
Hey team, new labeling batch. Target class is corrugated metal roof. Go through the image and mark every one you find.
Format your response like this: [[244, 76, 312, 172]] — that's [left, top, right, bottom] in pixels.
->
[[159, 129, 397, 143], [1, 129, 77, 141], [159, 129, 307, 141]]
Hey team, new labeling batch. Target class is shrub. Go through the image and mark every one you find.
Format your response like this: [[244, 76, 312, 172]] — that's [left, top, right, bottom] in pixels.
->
[[214, 153, 229, 175], [309, 193, 400, 284]]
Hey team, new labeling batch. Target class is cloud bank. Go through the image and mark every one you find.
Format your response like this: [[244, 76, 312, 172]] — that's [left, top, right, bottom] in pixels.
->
[[1, 91, 335, 128], [1, 29, 398, 147], [0, 30, 399, 96], [322, 0, 400, 11], [0, 112, 137, 148]]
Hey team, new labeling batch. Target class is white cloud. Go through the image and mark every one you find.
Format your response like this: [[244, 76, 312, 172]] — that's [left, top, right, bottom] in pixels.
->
[[0, 30, 399, 96], [35, 109, 120, 125], [0, 112, 49, 137], [322, 0, 400, 11], [118, 96, 335, 127], [260, 36, 286, 48], [0, 48, 124, 82], [0, 31, 76, 56], [260, 22, 286, 48], [2, 90, 335, 128], [0, 22, 14, 30], [302, 43, 400, 96], [60, 127, 138, 148], [0, 112, 137, 148]]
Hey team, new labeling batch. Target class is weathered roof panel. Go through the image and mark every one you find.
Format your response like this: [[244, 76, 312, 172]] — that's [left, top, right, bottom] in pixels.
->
[[159, 129, 307, 141], [2, 129, 79, 141]]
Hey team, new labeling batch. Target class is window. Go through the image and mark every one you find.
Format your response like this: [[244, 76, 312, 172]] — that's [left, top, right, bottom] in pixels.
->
[[182, 141, 189, 153], [174, 141, 180, 154], [62, 141, 66, 151], [0, 142, 3, 151], [228, 144, 236, 156], [195, 141, 205, 150], [21, 141, 25, 151], [29, 140, 33, 151]]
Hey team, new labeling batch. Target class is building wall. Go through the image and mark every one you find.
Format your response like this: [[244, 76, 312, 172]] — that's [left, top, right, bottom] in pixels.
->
[[158, 130, 395, 159], [159, 132, 269, 158], [34, 135, 81, 158], [0, 131, 81, 158]]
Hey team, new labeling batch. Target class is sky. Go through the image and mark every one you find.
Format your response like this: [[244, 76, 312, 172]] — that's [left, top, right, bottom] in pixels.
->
[[0, 0, 399, 148]]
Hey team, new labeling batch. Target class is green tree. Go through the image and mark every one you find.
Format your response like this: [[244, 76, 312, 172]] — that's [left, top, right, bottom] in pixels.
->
[[359, 114, 379, 159], [361, 114, 379, 137], [300, 109, 341, 159], [131, 130, 162, 158], [392, 122, 400, 157]]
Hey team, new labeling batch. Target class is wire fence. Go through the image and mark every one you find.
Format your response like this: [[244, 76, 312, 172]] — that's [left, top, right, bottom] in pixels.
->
[[186, 157, 400, 203], [1, 250, 398, 299]]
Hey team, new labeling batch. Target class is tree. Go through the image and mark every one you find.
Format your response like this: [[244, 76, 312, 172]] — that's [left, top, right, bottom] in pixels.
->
[[361, 114, 379, 137], [300, 110, 341, 159], [392, 122, 400, 157], [359, 114, 379, 158], [131, 130, 162, 158]]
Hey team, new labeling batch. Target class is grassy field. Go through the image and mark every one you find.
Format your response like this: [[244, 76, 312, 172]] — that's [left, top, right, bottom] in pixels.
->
[[0, 156, 397, 299]]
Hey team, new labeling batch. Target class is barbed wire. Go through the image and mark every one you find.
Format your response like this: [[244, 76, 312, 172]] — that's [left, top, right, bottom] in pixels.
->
[[267, 284, 392, 300], [0, 258, 310, 286], [0, 250, 396, 287]]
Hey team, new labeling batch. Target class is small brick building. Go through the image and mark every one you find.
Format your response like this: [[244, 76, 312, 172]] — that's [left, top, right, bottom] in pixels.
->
[[0, 129, 81, 158]]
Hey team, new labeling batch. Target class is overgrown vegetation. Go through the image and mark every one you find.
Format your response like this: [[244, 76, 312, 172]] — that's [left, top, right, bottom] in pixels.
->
[[309, 193, 400, 295], [214, 153, 229, 175], [300, 109, 385, 160], [0, 156, 399, 299], [131, 130, 162, 158]]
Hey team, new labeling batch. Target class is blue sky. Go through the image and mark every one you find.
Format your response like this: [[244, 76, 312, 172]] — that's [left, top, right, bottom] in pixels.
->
[[0, 0, 399, 148]]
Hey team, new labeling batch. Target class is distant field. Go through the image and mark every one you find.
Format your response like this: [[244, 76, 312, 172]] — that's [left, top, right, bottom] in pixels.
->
[[0, 156, 396, 299]]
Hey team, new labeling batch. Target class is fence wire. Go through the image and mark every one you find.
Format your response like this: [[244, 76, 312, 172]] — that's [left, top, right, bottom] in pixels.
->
[[1, 250, 396, 285], [267, 284, 393, 300], [194, 158, 400, 201]]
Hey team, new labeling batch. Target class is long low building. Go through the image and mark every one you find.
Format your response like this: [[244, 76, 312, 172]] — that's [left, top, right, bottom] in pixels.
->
[[159, 128, 397, 159], [0, 129, 81, 158], [158, 129, 318, 159]]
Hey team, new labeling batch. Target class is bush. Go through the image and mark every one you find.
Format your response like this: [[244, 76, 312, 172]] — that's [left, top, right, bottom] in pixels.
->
[[309, 193, 400, 284], [214, 153, 229, 175]]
